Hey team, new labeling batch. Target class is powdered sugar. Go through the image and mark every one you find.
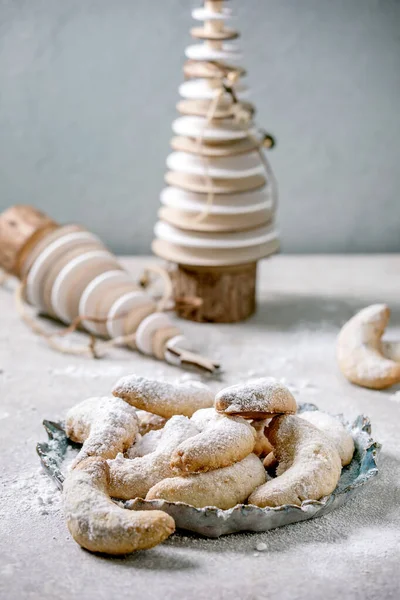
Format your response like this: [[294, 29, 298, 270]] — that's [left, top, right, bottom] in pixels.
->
[[215, 377, 297, 417], [107, 416, 199, 500], [65, 396, 139, 466], [0, 467, 62, 519], [112, 375, 214, 418]]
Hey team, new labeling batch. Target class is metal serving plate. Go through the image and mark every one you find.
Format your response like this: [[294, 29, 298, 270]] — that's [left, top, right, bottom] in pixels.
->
[[37, 403, 381, 538]]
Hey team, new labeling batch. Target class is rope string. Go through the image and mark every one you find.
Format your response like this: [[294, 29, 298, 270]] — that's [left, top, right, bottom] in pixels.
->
[[12, 264, 175, 359]]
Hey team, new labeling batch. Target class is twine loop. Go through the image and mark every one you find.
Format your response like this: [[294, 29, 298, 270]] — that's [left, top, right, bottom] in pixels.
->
[[193, 69, 278, 221]]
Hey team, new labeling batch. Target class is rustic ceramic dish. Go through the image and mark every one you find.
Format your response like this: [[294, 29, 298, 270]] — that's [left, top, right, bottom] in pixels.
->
[[37, 403, 380, 538]]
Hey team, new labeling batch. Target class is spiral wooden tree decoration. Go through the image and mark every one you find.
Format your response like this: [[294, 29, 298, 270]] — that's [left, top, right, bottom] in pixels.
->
[[152, 0, 279, 323]]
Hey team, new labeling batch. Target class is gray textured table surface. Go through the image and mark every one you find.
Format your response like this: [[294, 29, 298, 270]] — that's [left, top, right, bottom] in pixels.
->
[[1, 256, 399, 600]]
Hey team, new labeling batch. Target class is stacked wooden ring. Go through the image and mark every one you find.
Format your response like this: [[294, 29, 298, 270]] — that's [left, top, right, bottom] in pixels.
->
[[0, 206, 186, 363], [152, 0, 279, 323]]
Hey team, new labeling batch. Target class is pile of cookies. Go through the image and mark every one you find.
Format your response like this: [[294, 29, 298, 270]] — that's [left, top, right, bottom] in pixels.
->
[[62, 376, 354, 555]]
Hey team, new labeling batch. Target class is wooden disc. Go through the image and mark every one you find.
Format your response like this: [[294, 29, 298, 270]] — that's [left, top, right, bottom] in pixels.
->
[[51, 250, 120, 324], [177, 98, 233, 119], [136, 312, 173, 356], [20, 224, 84, 279], [107, 291, 153, 339], [123, 302, 157, 349], [185, 43, 242, 63], [152, 326, 182, 360], [91, 280, 141, 337], [155, 221, 276, 249], [179, 79, 249, 101], [192, 7, 233, 22], [0, 205, 59, 276], [191, 26, 239, 41], [173, 262, 257, 323], [152, 238, 280, 267], [171, 135, 259, 157], [160, 186, 273, 215], [165, 171, 267, 194], [172, 116, 253, 141], [166, 151, 265, 179], [158, 206, 272, 233], [79, 270, 137, 336], [183, 60, 245, 80], [29, 234, 103, 312]]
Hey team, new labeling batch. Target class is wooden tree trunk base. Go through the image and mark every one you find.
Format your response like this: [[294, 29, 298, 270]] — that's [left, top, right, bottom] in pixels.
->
[[173, 262, 257, 323]]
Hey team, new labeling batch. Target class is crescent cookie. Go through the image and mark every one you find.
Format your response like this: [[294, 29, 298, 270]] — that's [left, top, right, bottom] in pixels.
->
[[63, 457, 175, 554], [136, 410, 167, 436], [146, 453, 266, 510], [170, 409, 256, 473], [337, 304, 400, 389], [215, 378, 297, 419], [299, 410, 354, 466], [112, 375, 214, 418], [107, 416, 199, 500], [65, 396, 138, 467], [248, 415, 342, 508]]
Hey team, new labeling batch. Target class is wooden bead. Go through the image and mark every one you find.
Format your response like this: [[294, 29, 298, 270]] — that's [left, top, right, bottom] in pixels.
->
[[0, 205, 58, 276], [123, 302, 157, 349], [151, 326, 182, 360]]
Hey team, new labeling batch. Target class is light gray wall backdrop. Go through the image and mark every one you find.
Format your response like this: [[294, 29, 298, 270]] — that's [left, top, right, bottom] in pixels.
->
[[0, 0, 399, 254]]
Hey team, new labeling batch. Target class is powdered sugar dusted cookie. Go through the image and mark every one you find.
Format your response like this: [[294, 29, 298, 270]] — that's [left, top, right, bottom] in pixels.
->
[[136, 410, 167, 436], [63, 457, 175, 554], [108, 416, 199, 500], [125, 429, 164, 459], [170, 409, 256, 473], [382, 341, 400, 362], [215, 378, 297, 419], [65, 397, 139, 467], [112, 375, 214, 418], [337, 304, 400, 389], [146, 453, 266, 510], [299, 410, 354, 466], [248, 415, 342, 508]]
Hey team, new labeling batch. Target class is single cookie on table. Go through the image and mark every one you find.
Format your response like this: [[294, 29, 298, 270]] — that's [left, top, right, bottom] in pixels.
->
[[215, 378, 297, 419], [170, 408, 256, 474], [112, 374, 214, 419], [146, 453, 266, 510], [63, 457, 175, 554], [337, 304, 400, 389], [248, 415, 342, 508], [65, 397, 138, 468], [107, 416, 199, 500], [299, 410, 354, 466]]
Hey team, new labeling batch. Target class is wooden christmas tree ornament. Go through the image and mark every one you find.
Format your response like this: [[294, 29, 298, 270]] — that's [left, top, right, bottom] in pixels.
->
[[152, 0, 279, 323], [0, 205, 218, 372]]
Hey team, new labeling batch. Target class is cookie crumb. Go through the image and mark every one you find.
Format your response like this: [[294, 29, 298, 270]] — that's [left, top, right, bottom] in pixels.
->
[[255, 542, 267, 551]]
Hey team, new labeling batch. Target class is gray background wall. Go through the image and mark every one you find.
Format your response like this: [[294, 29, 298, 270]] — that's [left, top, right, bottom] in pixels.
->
[[0, 0, 399, 254]]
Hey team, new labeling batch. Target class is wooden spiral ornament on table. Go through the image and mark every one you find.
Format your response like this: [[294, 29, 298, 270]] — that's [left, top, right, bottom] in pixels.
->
[[152, 0, 279, 323], [0, 205, 219, 372]]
